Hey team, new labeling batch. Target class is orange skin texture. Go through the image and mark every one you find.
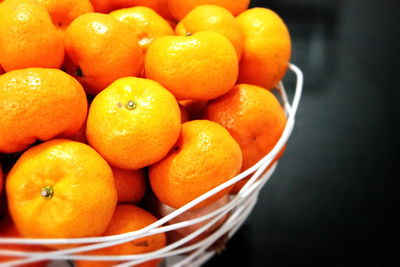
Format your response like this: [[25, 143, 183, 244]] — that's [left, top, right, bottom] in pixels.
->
[[90, 0, 173, 20], [167, 0, 250, 20], [176, 5, 243, 60], [237, 8, 291, 89], [112, 167, 147, 204], [150, 120, 242, 210], [76, 204, 166, 267], [64, 13, 143, 95], [0, 220, 50, 267], [0, 68, 88, 153], [86, 77, 181, 170], [204, 84, 287, 189], [145, 31, 238, 101], [0, 0, 64, 72], [110, 6, 174, 53], [33, 0, 94, 30], [6, 140, 117, 244]]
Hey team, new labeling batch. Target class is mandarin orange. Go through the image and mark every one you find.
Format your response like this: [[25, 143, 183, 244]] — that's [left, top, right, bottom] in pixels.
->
[[145, 31, 238, 101], [86, 77, 181, 170], [237, 8, 291, 89], [0, 0, 64, 71], [0, 68, 87, 153], [149, 120, 242, 210], [6, 140, 117, 242], [64, 13, 143, 95]]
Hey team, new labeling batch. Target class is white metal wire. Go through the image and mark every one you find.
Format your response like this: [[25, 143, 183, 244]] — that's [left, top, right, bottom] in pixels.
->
[[0, 63, 303, 267]]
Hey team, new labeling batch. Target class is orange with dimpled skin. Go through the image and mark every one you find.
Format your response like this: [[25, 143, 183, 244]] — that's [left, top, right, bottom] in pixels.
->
[[149, 120, 242, 210], [64, 13, 143, 95], [0, 68, 88, 153], [86, 77, 181, 170], [0, 0, 64, 72], [145, 31, 238, 101], [6, 139, 117, 244], [237, 8, 292, 89]]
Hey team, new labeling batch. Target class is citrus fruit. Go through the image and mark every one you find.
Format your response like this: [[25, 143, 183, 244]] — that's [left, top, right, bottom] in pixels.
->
[[237, 8, 291, 89], [33, 0, 94, 30], [167, 0, 250, 20], [0, 219, 50, 267], [0, 68, 87, 153], [64, 13, 143, 95], [0, 0, 64, 71], [110, 6, 174, 53], [75, 204, 166, 267], [145, 31, 238, 101], [112, 167, 147, 204], [86, 77, 181, 170], [149, 120, 242, 209], [175, 5, 243, 59], [204, 84, 287, 190], [6, 139, 117, 242]]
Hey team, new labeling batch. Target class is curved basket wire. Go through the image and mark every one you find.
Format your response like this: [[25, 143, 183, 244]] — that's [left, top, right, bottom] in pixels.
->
[[0, 63, 303, 267]]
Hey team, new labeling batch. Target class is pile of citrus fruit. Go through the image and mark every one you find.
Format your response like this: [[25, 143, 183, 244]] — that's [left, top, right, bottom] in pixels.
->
[[0, 0, 291, 266]]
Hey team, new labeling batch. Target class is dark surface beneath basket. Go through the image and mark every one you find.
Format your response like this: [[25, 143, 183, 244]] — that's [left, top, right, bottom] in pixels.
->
[[205, 0, 400, 266]]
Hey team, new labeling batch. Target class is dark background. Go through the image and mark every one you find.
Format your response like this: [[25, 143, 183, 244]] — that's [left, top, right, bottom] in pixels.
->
[[206, 0, 400, 266]]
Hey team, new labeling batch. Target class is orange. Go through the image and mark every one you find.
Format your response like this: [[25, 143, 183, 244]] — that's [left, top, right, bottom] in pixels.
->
[[0, 68, 87, 153], [0, 0, 64, 71], [175, 5, 243, 59], [33, 0, 94, 30], [0, 219, 50, 267], [64, 13, 143, 95], [0, 65, 4, 74], [145, 31, 238, 101], [90, 0, 173, 20], [204, 84, 287, 191], [149, 120, 242, 209], [237, 8, 291, 89], [6, 139, 117, 241], [86, 77, 181, 170], [110, 6, 174, 53], [112, 167, 147, 204], [167, 0, 250, 20], [76, 204, 166, 267]]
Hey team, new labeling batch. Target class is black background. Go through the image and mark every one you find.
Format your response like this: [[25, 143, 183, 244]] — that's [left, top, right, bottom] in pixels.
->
[[205, 0, 400, 266]]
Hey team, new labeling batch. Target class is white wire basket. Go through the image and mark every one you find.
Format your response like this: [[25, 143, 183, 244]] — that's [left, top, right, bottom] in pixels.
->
[[0, 63, 303, 267]]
